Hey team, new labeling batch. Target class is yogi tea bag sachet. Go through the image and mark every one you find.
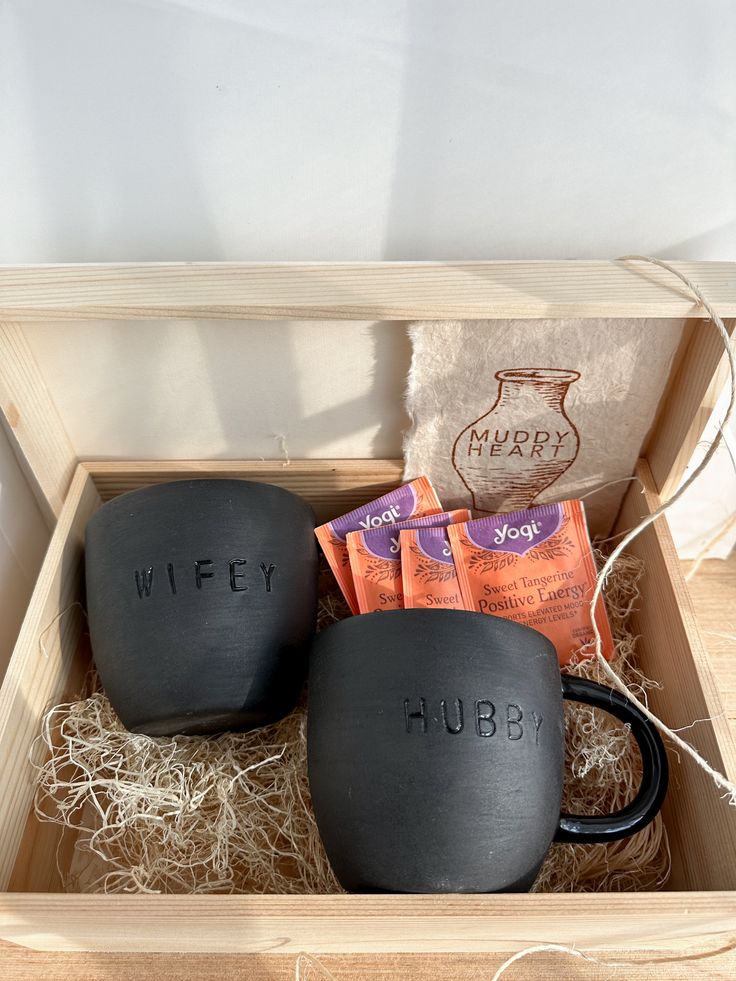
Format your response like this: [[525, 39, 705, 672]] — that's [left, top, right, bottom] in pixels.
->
[[400, 527, 467, 611], [447, 500, 613, 665], [315, 476, 442, 614], [346, 509, 470, 614]]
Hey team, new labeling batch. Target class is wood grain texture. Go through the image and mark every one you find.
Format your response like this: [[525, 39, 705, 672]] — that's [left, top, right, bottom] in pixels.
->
[[0, 466, 100, 890], [646, 317, 736, 496], [684, 556, 736, 729], [84, 459, 405, 523], [6, 633, 95, 895], [614, 461, 736, 890], [2, 944, 735, 981], [0, 261, 734, 321], [0, 322, 78, 526], [0, 893, 734, 955]]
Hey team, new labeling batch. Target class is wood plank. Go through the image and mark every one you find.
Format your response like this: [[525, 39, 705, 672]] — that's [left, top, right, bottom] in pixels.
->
[[2, 947, 735, 981], [85, 459, 405, 524], [6, 631, 95, 894], [0, 322, 78, 526], [646, 317, 735, 497], [0, 892, 734, 955], [613, 461, 736, 890], [0, 261, 734, 321], [0, 466, 100, 890], [2, 946, 735, 981], [683, 555, 736, 730]]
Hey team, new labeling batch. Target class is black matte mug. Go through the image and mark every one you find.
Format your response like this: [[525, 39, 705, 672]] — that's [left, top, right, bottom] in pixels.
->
[[307, 609, 668, 893], [85, 479, 318, 736]]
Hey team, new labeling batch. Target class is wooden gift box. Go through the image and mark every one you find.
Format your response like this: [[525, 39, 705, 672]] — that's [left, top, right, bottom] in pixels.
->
[[0, 262, 735, 977]]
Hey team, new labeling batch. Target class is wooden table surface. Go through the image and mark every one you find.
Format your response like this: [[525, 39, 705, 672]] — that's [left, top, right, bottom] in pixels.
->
[[3, 558, 735, 980], [3, 946, 736, 980]]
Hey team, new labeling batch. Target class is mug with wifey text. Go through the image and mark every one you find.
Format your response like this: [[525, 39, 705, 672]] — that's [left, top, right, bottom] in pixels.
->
[[85, 479, 318, 735]]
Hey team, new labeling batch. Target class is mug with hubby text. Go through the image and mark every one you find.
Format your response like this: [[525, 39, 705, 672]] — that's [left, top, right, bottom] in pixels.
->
[[307, 609, 668, 893]]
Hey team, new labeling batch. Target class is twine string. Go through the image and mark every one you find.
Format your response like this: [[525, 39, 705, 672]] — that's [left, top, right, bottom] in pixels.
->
[[38, 601, 86, 659], [291, 934, 736, 981], [588, 256, 736, 803], [273, 432, 291, 466]]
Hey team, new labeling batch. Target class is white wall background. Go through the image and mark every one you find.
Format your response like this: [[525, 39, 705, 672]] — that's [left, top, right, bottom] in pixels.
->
[[1, 0, 735, 669], [2, 0, 736, 262]]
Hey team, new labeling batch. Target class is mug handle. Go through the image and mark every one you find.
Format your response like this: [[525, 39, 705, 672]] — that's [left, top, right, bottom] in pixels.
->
[[554, 675, 669, 843]]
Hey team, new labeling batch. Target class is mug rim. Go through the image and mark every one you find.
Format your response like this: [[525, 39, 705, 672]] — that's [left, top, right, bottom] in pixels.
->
[[86, 477, 315, 528], [314, 608, 557, 660]]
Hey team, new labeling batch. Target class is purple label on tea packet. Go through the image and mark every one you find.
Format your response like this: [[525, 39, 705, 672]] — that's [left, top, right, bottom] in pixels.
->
[[359, 527, 404, 560], [360, 512, 457, 560], [415, 528, 454, 565], [465, 504, 563, 557], [330, 483, 419, 541]]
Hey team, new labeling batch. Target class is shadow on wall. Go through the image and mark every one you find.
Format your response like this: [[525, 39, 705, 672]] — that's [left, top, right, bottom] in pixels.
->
[[23, 319, 413, 462], [5, 0, 736, 262], [0, 423, 50, 680], [271, 321, 413, 459], [8, 1, 226, 262]]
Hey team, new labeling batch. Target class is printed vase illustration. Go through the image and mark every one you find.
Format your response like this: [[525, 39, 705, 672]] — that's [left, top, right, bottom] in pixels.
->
[[452, 369, 580, 512]]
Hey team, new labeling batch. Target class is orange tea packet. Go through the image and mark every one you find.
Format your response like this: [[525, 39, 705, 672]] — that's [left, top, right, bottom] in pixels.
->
[[315, 476, 442, 614], [400, 527, 468, 611], [447, 500, 614, 665], [347, 509, 470, 614]]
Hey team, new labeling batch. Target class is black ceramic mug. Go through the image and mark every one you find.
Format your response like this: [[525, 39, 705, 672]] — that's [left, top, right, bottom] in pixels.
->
[[85, 479, 318, 736], [307, 609, 668, 893]]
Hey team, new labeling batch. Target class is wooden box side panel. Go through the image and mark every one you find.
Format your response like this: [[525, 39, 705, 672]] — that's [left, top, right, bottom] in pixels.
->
[[1, 892, 735, 956], [1, 261, 733, 520], [614, 461, 736, 890], [0, 467, 101, 891], [84, 459, 406, 524], [0, 260, 732, 534], [645, 316, 735, 498], [1, 261, 736, 321]]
